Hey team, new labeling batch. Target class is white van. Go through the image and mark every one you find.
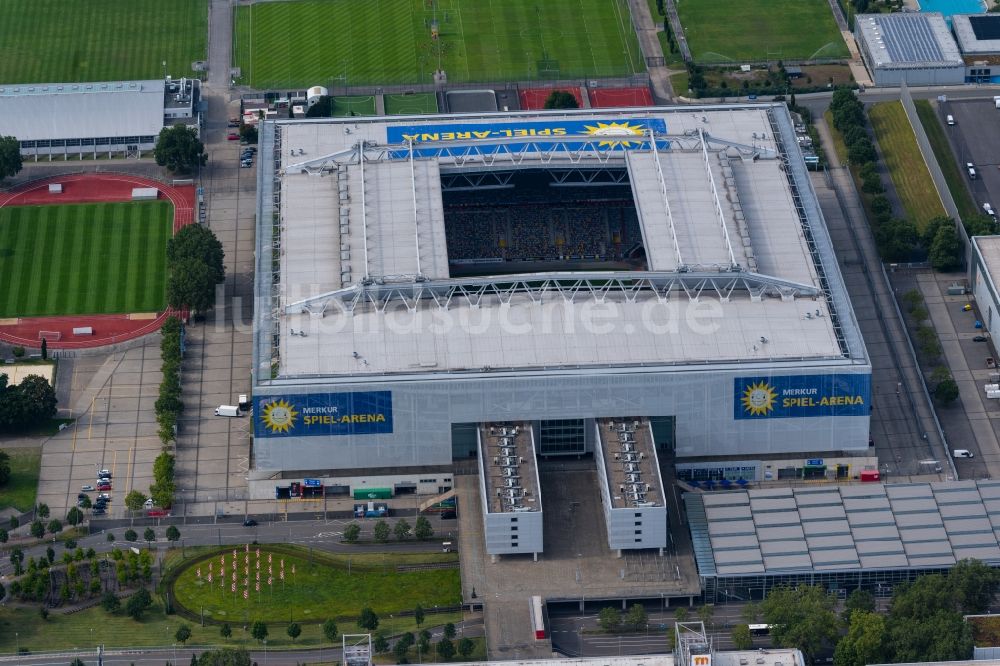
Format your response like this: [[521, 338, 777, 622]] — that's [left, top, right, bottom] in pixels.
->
[[968, 163, 978, 180], [947, 114, 955, 125], [215, 405, 243, 417], [985, 203, 996, 218], [953, 449, 974, 458]]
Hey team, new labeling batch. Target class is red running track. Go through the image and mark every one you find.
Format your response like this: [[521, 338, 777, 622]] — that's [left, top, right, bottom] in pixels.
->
[[588, 87, 654, 108], [0, 173, 195, 350], [518, 87, 585, 111]]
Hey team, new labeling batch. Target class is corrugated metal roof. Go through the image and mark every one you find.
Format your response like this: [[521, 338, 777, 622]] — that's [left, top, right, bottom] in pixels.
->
[[686, 480, 1000, 578], [855, 13, 963, 68], [0, 79, 165, 141]]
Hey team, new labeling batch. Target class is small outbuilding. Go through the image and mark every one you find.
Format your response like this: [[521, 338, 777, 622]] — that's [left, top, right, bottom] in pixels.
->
[[306, 86, 329, 107]]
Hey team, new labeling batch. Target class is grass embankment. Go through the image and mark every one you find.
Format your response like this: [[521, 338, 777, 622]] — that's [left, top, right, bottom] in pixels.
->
[[171, 547, 461, 623], [913, 99, 978, 220], [867, 101, 946, 232], [0, 448, 41, 512]]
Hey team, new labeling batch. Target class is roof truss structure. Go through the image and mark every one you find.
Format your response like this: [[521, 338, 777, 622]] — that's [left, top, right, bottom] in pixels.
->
[[285, 270, 820, 316]]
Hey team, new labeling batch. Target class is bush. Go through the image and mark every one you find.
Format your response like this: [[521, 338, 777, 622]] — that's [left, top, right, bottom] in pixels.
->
[[935, 378, 960, 405]]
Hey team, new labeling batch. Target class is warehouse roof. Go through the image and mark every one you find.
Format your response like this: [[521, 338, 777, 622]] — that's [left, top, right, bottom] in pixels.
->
[[855, 13, 963, 69], [953, 14, 1000, 55], [0, 79, 165, 141], [686, 480, 1000, 578]]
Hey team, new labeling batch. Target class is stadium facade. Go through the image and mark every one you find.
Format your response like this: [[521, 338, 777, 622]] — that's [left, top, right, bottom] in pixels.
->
[[251, 106, 871, 543]]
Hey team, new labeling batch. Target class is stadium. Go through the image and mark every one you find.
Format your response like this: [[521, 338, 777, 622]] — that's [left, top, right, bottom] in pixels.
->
[[251, 105, 871, 554]]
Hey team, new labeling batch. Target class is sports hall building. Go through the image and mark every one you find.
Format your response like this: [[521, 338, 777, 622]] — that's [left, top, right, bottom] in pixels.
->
[[251, 105, 871, 554]]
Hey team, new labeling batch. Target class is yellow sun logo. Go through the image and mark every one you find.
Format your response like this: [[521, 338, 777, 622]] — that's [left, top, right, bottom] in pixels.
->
[[741, 381, 777, 416], [583, 121, 648, 147], [261, 399, 298, 434]]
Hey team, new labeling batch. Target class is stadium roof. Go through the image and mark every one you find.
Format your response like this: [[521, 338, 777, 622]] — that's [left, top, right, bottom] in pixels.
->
[[256, 106, 866, 381], [686, 480, 1000, 578], [953, 14, 1000, 55], [0, 79, 165, 141], [855, 13, 963, 69]]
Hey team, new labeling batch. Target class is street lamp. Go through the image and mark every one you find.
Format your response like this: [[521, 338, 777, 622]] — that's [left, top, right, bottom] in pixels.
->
[[263, 638, 268, 665]]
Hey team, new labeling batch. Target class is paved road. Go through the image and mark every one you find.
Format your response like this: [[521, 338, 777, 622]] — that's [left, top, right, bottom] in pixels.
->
[[625, 0, 675, 102]]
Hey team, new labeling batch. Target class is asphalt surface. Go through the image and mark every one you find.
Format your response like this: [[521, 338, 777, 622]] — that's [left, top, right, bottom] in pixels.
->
[[936, 97, 1000, 215]]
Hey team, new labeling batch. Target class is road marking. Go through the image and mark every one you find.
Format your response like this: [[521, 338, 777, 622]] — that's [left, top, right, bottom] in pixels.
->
[[125, 447, 133, 498]]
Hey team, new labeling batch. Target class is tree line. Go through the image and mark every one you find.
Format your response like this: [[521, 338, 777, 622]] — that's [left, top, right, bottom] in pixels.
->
[[0, 373, 57, 434]]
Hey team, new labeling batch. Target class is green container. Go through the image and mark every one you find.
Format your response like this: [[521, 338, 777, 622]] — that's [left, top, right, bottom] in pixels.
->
[[353, 488, 392, 500]]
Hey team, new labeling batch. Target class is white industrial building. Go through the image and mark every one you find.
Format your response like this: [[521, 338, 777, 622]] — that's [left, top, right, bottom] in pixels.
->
[[855, 13, 965, 86], [251, 105, 871, 556], [0, 78, 199, 159], [971, 236, 1000, 334]]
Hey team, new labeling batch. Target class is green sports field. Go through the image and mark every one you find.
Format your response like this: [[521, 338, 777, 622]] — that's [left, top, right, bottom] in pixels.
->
[[234, 0, 644, 88], [385, 92, 439, 115], [677, 0, 848, 63], [0, 0, 207, 84], [0, 202, 172, 318]]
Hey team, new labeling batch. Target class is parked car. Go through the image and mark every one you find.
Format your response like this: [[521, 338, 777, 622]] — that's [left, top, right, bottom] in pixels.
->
[[227, 132, 240, 141], [91, 508, 106, 516], [96, 482, 112, 491], [99, 469, 111, 478], [97, 493, 111, 501], [147, 509, 169, 517], [144, 498, 155, 508], [243, 518, 258, 527], [81, 484, 95, 492], [953, 449, 975, 458]]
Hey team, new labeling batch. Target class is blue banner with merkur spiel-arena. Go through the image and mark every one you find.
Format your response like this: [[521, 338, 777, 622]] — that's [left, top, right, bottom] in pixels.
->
[[733, 374, 870, 420], [254, 391, 393, 438]]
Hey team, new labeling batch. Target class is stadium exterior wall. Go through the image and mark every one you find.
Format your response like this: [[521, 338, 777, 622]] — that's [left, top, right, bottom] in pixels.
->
[[252, 365, 871, 473]]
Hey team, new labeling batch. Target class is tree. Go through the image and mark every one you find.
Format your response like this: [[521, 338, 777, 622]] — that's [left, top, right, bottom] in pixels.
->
[[847, 139, 876, 165], [861, 172, 884, 195], [46, 518, 62, 534], [306, 96, 334, 118], [126, 587, 153, 620], [36, 502, 50, 519], [761, 585, 839, 663], [935, 378, 959, 405], [66, 507, 84, 527], [543, 90, 579, 109], [287, 622, 302, 641], [929, 224, 963, 271], [870, 195, 892, 223], [343, 523, 361, 543], [176, 624, 193, 644], [0, 528, 8, 544], [358, 606, 380, 631], [414, 604, 425, 627], [437, 637, 456, 661], [394, 640, 411, 663], [965, 213, 998, 237], [166, 525, 181, 542], [196, 648, 251, 666], [626, 604, 648, 631], [843, 589, 876, 622], [0, 136, 22, 181], [444, 622, 456, 639], [154, 125, 207, 174], [168, 256, 217, 312], [0, 450, 10, 486], [457, 637, 475, 658], [143, 527, 156, 546], [732, 624, 754, 650], [221, 623, 232, 640], [239, 125, 258, 144], [697, 604, 714, 629], [70, 659, 86, 666], [322, 619, 338, 642], [372, 633, 389, 653], [30, 520, 44, 539], [887, 574, 973, 662], [598, 606, 622, 633], [124, 490, 148, 513], [394, 518, 412, 541], [951, 558, 999, 613], [741, 602, 760, 624], [124, 529, 138, 542], [167, 225, 226, 286], [251, 621, 269, 643], [192, 654, 200, 666], [373, 519, 391, 543], [107, 532, 116, 542], [835, 611, 887, 666], [674, 607, 689, 622], [9, 548, 23, 575], [414, 516, 433, 540]]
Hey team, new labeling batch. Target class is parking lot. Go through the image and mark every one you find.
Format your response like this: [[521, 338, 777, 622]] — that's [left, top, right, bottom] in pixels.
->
[[938, 98, 1000, 215]]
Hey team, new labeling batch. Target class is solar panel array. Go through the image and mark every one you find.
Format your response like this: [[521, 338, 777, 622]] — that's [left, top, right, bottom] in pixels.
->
[[687, 480, 1000, 576], [970, 15, 1000, 41], [877, 14, 943, 63]]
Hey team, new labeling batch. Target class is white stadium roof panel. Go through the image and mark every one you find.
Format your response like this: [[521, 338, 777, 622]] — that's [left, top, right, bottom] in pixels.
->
[[0, 80, 165, 141]]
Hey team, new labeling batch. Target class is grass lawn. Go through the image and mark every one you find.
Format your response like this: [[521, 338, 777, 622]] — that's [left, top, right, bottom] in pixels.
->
[[233, 0, 644, 87], [0, 600, 462, 652], [385, 93, 440, 116], [677, 0, 847, 63], [0, 0, 206, 84], [333, 96, 378, 117], [0, 448, 41, 512], [172, 547, 461, 624], [0, 201, 172, 318], [868, 101, 946, 232], [914, 99, 978, 220]]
